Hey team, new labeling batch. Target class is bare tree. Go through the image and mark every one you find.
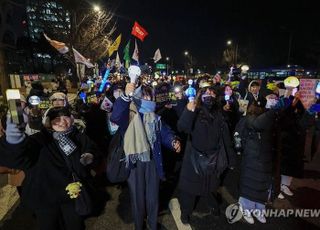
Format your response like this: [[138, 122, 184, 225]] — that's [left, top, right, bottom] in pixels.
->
[[222, 48, 234, 67], [33, 0, 116, 65]]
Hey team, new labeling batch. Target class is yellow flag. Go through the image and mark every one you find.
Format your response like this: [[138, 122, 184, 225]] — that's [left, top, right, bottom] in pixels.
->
[[108, 34, 122, 57]]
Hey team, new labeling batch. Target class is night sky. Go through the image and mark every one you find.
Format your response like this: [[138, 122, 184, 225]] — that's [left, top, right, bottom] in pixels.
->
[[110, 0, 320, 72]]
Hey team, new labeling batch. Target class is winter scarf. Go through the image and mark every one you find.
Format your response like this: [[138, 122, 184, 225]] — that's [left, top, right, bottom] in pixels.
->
[[123, 99, 160, 164], [52, 126, 77, 156]]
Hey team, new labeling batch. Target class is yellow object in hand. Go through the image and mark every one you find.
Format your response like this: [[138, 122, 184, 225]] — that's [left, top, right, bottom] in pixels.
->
[[66, 182, 82, 199]]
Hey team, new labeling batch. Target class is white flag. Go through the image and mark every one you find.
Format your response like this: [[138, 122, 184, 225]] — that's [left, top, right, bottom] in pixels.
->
[[76, 63, 85, 80], [115, 52, 121, 69], [108, 58, 115, 68], [132, 39, 139, 62], [153, 48, 162, 63], [72, 48, 94, 68], [43, 33, 69, 54]]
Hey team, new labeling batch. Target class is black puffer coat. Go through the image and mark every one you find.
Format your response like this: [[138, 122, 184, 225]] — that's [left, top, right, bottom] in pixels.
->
[[177, 107, 236, 196], [239, 110, 277, 203], [279, 102, 315, 178], [0, 127, 100, 210]]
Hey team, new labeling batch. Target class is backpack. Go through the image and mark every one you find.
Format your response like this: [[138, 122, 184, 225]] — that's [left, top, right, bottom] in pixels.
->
[[106, 130, 130, 183], [189, 114, 229, 177]]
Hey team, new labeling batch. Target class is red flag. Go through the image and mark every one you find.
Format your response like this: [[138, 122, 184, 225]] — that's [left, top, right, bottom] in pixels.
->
[[131, 21, 148, 41]]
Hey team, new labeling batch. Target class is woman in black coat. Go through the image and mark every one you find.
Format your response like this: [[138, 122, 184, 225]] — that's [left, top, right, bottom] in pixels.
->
[[238, 100, 280, 224], [278, 94, 315, 198], [177, 87, 236, 224], [0, 107, 101, 230]]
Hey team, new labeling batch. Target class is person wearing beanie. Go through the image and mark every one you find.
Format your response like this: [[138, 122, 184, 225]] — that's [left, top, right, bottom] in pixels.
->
[[0, 106, 101, 230], [111, 83, 181, 230]]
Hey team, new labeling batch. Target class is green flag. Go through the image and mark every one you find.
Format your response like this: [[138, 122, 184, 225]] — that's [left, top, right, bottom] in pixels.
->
[[123, 40, 131, 69]]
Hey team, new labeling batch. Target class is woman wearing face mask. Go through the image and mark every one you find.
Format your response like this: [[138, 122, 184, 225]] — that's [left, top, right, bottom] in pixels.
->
[[238, 96, 292, 224], [110, 83, 181, 230], [177, 87, 236, 225], [0, 106, 101, 230]]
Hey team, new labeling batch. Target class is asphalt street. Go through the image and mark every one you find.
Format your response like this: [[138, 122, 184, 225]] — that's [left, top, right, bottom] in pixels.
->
[[1, 157, 320, 230]]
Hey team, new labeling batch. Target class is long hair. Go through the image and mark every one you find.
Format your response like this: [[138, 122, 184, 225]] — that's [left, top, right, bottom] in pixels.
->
[[195, 87, 220, 123], [141, 85, 154, 99], [195, 88, 207, 109], [247, 102, 265, 116]]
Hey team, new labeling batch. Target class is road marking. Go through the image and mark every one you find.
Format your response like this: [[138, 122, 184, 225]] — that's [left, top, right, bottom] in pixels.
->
[[169, 198, 192, 230]]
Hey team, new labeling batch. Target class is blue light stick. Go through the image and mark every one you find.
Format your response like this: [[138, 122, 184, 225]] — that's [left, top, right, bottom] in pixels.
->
[[98, 68, 111, 93], [185, 79, 196, 102], [79, 92, 87, 104]]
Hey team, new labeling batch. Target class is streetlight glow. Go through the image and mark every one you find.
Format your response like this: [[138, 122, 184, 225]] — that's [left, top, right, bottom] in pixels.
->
[[241, 65, 250, 73], [166, 57, 170, 61], [184, 51, 189, 56], [227, 40, 232, 45], [93, 5, 101, 12]]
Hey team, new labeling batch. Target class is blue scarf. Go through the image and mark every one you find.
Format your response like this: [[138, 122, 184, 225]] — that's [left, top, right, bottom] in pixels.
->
[[123, 98, 159, 165], [133, 98, 156, 114]]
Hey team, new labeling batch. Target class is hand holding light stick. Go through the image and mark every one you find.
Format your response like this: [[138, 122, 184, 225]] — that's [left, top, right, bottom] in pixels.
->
[[128, 65, 141, 96], [185, 79, 196, 102], [98, 68, 111, 93]]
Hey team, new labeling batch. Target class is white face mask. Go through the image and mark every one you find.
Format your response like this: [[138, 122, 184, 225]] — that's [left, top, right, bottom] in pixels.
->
[[265, 98, 278, 109], [113, 90, 121, 99]]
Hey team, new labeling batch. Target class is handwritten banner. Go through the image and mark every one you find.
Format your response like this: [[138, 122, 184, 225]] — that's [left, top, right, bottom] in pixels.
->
[[299, 79, 318, 109]]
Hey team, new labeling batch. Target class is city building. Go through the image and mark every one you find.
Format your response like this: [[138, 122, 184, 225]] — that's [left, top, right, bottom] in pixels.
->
[[0, 0, 26, 94], [25, 0, 71, 72]]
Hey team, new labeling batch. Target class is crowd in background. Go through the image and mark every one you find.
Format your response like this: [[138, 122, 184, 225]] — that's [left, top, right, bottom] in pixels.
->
[[0, 69, 319, 230]]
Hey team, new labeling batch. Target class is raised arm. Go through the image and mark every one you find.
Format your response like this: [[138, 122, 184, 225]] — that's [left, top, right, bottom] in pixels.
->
[[177, 103, 197, 134]]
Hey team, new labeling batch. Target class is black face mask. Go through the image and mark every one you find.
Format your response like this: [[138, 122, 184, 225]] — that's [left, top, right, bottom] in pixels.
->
[[202, 95, 216, 109]]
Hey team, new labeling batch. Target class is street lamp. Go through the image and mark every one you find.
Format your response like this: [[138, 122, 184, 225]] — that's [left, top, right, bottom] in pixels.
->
[[166, 57, 170, 75], [226, 40, 238, 67], [93, 5, 101, 12], [241, 65, 249, 73], [184, 51, 193, 75]]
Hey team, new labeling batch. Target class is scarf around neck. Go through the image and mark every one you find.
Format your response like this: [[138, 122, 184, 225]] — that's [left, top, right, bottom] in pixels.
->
[[133, 97, 156, 114], [123, 102, 160, 165], [52, 126, 77, 156]]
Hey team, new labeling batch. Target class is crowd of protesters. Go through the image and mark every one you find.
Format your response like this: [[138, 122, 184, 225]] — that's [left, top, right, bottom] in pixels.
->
[[0, 67, 319, 229]]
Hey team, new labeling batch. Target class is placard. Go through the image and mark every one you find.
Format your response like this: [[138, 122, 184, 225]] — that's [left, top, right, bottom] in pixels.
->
[[299, 79, 318, 109]]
